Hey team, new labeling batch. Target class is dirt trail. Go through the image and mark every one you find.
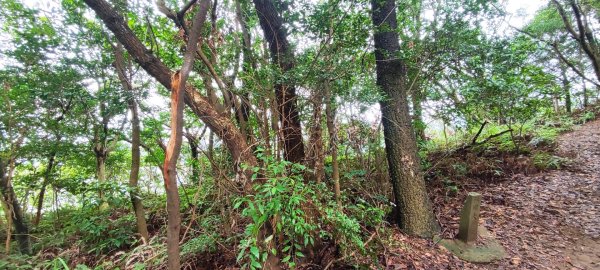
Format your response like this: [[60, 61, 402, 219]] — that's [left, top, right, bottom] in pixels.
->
[[383, 119, 600, 270], [479, 119, 600, 269]]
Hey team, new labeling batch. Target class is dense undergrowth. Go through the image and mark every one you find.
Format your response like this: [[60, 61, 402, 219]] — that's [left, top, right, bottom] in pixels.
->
[[1, 105, 598, 270]]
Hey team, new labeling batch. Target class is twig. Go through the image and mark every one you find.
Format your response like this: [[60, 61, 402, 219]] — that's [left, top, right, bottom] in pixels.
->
[[471, 120, 489, 145]]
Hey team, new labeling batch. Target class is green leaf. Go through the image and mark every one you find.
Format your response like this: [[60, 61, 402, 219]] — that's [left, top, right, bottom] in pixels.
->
[[251, 260, 262, 269], [250, 246, 260, 259]]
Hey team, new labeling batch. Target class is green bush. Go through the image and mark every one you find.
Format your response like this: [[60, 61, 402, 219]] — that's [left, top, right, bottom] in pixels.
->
[[578, 111, 595, 123], [234, 149, 384, 269], [70, 209, 137, 254]]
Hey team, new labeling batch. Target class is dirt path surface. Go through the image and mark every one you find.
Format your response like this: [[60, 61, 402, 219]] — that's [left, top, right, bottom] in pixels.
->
[[384, 119, 600, 269], [481, 119, 600, 269]]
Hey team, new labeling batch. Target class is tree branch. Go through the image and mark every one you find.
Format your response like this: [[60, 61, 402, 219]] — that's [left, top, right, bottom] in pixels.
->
[[83, 0, 257, 175]]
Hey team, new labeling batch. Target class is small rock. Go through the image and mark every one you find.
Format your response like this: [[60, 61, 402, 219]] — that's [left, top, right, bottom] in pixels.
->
[[511, 257, 521, 266]]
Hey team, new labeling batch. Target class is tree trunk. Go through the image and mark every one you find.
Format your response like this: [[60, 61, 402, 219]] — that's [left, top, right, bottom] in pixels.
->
[[34, 152, 56, 225], [235, 0, 255, 142], [325, 83, 341, 207], [253, 0, 305, 164], [552, 0, 600, 83], [187, 135, 201, 184], [113, 41, 151, 243], [307, 86, 325, 183], [561, 64, 572, 113], [580, 47, 589, 107], [93, 145, 108, 206], [163, 2, 209, 268], [0, 158, 31, 254], [128, 98, 150, 243], [371, 0, 438, 237], [163, 73, 184, 269]]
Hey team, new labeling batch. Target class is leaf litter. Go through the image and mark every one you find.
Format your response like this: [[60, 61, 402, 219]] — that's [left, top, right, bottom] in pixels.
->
[[383, 119, 600, 270]]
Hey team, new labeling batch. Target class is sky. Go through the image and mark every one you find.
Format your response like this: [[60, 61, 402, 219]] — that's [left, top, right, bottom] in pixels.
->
[[505, 0, 547, 28]]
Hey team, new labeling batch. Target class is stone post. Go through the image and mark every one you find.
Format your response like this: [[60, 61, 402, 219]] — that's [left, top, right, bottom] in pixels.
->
[[457, 192, 482, 243]]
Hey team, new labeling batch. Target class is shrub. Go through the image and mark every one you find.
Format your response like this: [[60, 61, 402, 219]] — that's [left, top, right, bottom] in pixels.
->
[[234, 150, 384, 269]]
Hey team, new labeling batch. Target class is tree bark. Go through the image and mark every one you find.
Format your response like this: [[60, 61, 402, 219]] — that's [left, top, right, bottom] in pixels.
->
[[162, 2, 209, 268], [252, 0, 305, 164], [34, 152, 56, 226], [113, 41, 151, 244], [93, 145, 108, 204], [83, 0, 258, 181], [325, 83, 341, 207], [128, 99, 150, 243], [235, 0, 256, 143], [0, 158, 31, 254], [552, 0, 600, 83], [93, 100, 111, 207], [560, 63, 572, 113], [307, 86, 325, 183], [371, 0, 438, 237], [187, 135, 201, 184]]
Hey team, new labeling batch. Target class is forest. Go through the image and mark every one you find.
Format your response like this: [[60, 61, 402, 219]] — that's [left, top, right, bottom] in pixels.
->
[[1, 0, 599, 269]]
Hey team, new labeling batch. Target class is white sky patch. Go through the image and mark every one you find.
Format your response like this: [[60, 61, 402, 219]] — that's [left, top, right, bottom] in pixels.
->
[[505, 0, 546, 28]]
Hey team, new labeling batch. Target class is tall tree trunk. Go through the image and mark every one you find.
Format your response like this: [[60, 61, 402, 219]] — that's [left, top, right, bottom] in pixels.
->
[[307, 86, 325, 183], [162, 2, 209, 268], [561, 64, 572, 113], [371, 0, 438, 237], [128, 98, 150, 243], [235, 0, 255, 142], [93, 145, 108, 206], [93, 101, 111, 208], [163, 72, 184, 270], [325, 83, 340, 207], [0, 158, 31, 254], [580, 47, 589, 107], [113, 41, 150, 243], [34, 152, 56, 225], [253, 0, 305, 164], [187, 135, 201, 184], [110, 0, 150, 243]]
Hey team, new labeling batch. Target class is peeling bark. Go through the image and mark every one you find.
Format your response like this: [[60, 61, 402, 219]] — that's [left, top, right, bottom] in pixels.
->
[[83, 0, 257, 182]]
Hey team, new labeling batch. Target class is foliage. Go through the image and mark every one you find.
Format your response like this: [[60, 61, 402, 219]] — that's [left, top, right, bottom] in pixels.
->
[[0, 0, 598, 268], [533, 152, 568, 170], [235, 150, 384, 269]]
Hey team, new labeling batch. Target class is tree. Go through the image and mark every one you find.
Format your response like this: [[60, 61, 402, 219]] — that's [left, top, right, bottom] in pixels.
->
[[253, 0, 306, 164], [371, 0, 438, 236], [0, 156, 30, 254], [82, 0, 258, 181], [552, 0, 600, 84], [113, 42, 150, 243]]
